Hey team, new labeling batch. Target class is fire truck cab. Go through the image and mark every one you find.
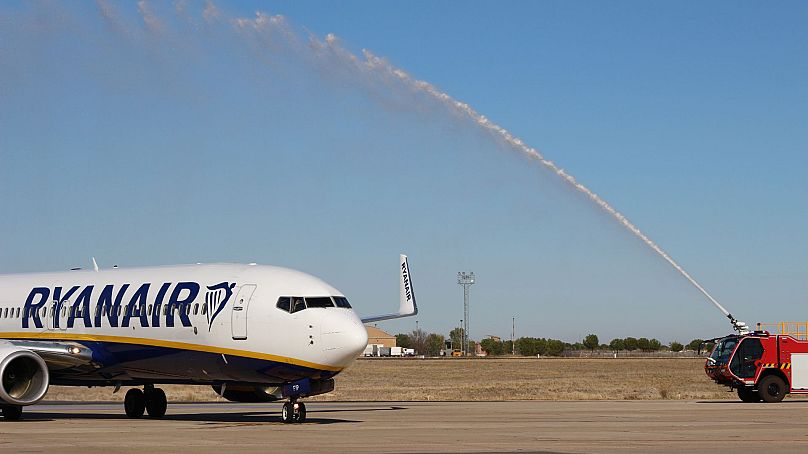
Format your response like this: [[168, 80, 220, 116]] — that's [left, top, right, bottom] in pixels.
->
[[706, 331, 808, 402]]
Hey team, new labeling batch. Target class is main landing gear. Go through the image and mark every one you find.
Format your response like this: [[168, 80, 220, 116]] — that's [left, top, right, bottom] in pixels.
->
[[1, 405, 23, 421], [281, 399, 306, 423], [124, 385, 168, 418]]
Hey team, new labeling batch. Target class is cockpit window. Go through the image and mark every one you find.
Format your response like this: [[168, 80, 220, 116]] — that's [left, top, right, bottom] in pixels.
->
[[305, 297, 334, 308], [333, 297, 351, 308], [276, 297, 291, 312], [278, 296, 348, 313], [291, 297, 306, 313], [710, 337, 739, 366]]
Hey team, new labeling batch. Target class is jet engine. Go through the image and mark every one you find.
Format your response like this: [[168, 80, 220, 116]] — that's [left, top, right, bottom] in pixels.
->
[[0, 345, 50, 406]]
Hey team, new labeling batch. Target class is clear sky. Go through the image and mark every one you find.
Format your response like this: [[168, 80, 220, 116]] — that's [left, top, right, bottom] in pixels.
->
[[1, 1, 807, 344]]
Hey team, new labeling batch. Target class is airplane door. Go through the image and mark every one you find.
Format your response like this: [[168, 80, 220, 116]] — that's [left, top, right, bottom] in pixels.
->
[[231, 284, 256, 340]]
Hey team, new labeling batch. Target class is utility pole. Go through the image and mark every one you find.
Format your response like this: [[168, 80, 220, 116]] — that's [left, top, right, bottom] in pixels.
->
[[457, 272, 475, 356], [512, 316, 515, 356]]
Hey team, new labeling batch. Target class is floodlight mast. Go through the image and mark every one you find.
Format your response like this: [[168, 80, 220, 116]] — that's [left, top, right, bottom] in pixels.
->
[[457, 272, 475, 356]]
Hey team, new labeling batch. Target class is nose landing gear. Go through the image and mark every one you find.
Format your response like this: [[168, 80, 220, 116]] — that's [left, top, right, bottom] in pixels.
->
[[124, 385, 168, 418], [281, 399, 306, 423]]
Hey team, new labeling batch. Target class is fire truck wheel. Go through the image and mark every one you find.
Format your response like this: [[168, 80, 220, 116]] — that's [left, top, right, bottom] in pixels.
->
[[758, 375, 787, 403], [737, 387, 761, 403]]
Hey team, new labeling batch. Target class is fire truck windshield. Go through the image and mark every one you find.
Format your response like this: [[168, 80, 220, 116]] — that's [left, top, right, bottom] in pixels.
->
[[710, 337, 739, 366]]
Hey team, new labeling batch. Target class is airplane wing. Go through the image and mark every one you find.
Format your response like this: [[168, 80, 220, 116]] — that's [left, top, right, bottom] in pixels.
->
[[361, 254, 419, 324], [1, 339, 96, 370]]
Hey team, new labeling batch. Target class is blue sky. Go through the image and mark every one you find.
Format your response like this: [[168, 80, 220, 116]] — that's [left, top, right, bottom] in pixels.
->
[[1, 1, 807, 344]]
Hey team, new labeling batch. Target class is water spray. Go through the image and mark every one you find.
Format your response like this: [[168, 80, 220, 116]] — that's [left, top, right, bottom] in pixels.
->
[[319, 44, 748, 333]]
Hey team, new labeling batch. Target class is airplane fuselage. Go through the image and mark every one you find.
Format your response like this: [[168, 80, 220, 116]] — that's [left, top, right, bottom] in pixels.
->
[[0, 263, 368, 387]]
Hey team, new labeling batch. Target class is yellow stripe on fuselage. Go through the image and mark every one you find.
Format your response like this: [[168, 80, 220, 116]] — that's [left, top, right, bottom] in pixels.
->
[[0, 332, 342, 372]]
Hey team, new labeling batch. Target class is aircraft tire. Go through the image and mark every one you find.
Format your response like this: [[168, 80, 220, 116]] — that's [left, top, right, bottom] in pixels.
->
[[293, 402, 306, 423], [737, 387, 761, 403], [124, 388, 146, 418], [145, 388, 167, 418], [1, 405, 23, 421], [759, 375, 787, 403], [281, 402, 293, 423]]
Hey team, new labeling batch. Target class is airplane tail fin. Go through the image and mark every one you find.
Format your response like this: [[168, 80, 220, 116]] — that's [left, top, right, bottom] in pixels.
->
[[361, 254, 419, 324]]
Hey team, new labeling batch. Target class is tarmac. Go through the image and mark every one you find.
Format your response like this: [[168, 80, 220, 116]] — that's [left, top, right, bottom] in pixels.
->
[[2, 400, 808, 453]]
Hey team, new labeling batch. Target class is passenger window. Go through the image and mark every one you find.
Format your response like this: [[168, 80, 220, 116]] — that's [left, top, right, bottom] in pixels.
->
[[193, 303, 198, 315], [15, 308, 19, 318], [291, 298, 306, 313], [305, 297, 334, 308], [202, 304, 207, 315], [334, 297, 352, 308], [276, 297, 291, 313]]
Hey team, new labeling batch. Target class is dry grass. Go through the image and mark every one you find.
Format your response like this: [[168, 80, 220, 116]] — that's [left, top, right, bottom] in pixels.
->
[[42, 357, 766, 402], [314, 357, 732, 401]]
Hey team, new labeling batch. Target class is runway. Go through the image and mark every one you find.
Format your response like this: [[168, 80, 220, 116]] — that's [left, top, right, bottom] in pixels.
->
[[2, 400, 808, 453]]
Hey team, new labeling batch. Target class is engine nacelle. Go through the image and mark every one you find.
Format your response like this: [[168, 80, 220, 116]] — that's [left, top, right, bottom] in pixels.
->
[[0, 345, 50, 406]]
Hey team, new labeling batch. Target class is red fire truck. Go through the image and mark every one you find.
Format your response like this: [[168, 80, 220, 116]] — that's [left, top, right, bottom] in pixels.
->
[[705, 331, 808, 402]]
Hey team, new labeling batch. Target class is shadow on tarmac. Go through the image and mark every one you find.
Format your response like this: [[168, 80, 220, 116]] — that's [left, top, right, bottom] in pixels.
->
[[18, 405, 408, 424]]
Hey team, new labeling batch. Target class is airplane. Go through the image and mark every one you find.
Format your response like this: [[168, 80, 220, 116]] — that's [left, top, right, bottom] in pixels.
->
[[0, 254, 417, 423]]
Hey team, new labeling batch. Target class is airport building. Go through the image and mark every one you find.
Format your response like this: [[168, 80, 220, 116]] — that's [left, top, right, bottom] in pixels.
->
[[365, 326, 396, 348]]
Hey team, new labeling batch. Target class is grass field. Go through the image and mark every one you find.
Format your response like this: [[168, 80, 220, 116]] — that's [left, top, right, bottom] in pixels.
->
[[42, 357, 771, 403]]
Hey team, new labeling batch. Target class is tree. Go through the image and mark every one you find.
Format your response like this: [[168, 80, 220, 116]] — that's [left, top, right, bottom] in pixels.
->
[[546, 339, 565, 356], [637, 337, 651, 351], [425, 333, 444, 357], [624, 337, 638, 351], [481, 338, 504, 356], [502, 340, 514, 355], [449, 327, 463, 350], [609, 338, 625, 352], [583, 334, 599, 351], [670, 341, 684, 352], [410, 329, 427, 355], [515, 337, 538, 356], [649, 339, 662, 351], [686, 339, 704, 351], [396, 334, 412, 349]]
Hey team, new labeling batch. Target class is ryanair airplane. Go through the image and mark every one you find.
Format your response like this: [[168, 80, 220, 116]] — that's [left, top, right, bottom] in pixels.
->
[[0, 255, 417, 423]]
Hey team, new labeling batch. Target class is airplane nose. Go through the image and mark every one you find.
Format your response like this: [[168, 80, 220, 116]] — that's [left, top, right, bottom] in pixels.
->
[[321, 312, 368, 367]]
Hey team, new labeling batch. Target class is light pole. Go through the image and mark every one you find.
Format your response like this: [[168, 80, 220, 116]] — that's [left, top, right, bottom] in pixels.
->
[[459, 319, 464, 356], [512, 316, 516, 356], [457, 272, 475, 357]]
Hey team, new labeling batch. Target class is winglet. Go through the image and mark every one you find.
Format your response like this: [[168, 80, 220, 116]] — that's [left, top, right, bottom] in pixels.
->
[[361, 254, 419, 324]]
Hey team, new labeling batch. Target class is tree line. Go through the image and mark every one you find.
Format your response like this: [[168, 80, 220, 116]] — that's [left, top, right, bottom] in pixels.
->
[[393, 329, 712, 357]]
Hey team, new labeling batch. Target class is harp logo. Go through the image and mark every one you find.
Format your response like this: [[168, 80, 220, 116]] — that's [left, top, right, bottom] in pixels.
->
[[205, 282, 236, 331]]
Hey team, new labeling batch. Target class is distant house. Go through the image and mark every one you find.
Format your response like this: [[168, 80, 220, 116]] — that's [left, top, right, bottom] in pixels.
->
[[365, 326, 396, 348]]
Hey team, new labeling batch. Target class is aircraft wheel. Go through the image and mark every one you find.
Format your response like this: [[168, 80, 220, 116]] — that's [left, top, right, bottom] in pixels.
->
[[293, 402, 306, 423], [124, 388, 146, 418], [281, 402, 293, 423], [145, 388, 167, 418], [737, 387, 761, 403], [759, 375, 787, 403], [1, 405, 23, 421]]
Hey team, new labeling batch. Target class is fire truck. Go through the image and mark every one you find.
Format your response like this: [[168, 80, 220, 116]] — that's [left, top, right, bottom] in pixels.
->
[[705, 329, 808, 402]]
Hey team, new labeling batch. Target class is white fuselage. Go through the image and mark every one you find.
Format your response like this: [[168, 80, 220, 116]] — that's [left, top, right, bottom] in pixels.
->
[[0, 263, 368, 385]]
